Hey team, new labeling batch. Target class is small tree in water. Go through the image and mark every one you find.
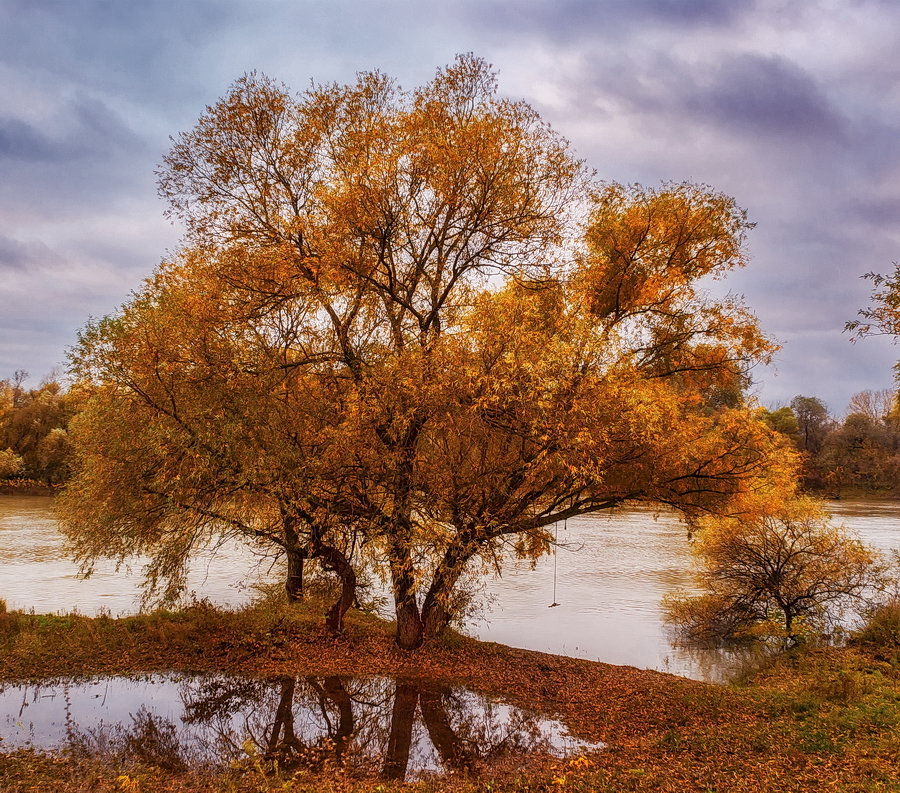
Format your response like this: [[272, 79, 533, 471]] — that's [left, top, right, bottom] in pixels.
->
[[666, 497, 885, 643]]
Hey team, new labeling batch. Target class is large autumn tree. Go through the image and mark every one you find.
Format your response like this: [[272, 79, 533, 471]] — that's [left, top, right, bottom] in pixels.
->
[[59, 56, 797, 648]]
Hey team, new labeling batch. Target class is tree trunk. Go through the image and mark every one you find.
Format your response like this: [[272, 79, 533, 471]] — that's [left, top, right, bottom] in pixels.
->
[[422, 538, 477, 638], [316, 544, 357, 633], [283, 513, 305, 601], [395, 600, 424, 650], [422, 599, 450, 638], [784, 610, 796, 642], [390, 545, 424, 649], [285, 546, 305, 601], [385, 417, 426, 650]]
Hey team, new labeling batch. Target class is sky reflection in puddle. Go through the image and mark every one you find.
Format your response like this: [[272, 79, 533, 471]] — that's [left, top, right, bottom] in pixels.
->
[[0, 673, 602, 780]]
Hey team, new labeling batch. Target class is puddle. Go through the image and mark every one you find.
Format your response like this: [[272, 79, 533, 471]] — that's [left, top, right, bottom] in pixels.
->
[[0, 674, 601, 780]]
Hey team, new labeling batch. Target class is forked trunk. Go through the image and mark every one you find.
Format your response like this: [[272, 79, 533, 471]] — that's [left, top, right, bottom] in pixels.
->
[[390, 547, 424, 649], [385, 419, 426, 650]]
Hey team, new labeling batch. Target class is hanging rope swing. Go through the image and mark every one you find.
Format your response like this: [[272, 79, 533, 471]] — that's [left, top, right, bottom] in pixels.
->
[[548, 513, 566, 608]]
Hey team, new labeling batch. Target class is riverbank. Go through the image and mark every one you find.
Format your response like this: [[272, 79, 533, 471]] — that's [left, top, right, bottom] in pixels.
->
[[0, 479, 57, 496], [1, 598, 898, 792]]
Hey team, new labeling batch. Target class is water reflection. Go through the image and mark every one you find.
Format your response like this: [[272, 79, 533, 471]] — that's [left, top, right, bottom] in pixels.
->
[[0, 674, 600, 780]]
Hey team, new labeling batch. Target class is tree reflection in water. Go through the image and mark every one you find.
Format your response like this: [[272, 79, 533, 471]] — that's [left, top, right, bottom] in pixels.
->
[[183, 675, 569, 780], [50, 674, 596, 781]]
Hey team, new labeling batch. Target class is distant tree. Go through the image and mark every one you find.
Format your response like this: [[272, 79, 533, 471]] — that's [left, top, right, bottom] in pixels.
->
[[818, 412, 900, 494], [0, 448, 24, 479], [847, 388, 896, 423], [762, 389, 900, 496], [841, 267, 900, 493], [666, 497, 885, 641], [759, 405, 800, 442], [36, 427, 73, 485], [790, 396, 831, 455]]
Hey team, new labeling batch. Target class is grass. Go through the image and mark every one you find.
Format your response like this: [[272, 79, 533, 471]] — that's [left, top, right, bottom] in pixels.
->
[[0, 596, 898, 792]]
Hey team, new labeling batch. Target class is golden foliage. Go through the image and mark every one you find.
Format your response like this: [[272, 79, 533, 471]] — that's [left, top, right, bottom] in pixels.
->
[[62, 55, 798, 647]]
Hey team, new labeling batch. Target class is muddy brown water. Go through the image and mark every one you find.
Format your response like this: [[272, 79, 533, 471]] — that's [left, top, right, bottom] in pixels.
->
[[1, 495, 897, 682]]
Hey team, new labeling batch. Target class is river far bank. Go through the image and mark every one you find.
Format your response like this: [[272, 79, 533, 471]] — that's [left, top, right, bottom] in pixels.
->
[[0, 479, 57, 496], [1, 597, 898, 792]]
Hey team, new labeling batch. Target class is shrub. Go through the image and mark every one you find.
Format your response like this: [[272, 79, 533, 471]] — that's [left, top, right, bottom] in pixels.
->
[[856, 600, 900, 651], [666, 497, 885, 642]]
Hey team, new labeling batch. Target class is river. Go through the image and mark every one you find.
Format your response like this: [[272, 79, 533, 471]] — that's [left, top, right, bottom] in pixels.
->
[[1, 495, 897, 682]]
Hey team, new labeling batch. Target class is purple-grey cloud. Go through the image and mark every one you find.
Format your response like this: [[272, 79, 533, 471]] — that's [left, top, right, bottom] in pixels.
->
[[0, 236, 61, 273], [546, 49, 845, 148], [0, 0, 898, 413], [852, 197, 900, 228], [0, 94, 143, 163], [681, 53, 844, 140], [460, 0, 755, 43]]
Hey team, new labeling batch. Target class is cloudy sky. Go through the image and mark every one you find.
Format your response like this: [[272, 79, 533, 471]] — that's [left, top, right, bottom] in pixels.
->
[[2, 0, 899, 413]]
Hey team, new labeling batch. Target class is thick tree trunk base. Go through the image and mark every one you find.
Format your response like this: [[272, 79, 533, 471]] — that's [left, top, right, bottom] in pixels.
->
[[395, 603, 424, 650]]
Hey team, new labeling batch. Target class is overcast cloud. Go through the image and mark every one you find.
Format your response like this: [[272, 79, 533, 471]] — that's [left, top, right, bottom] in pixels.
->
[[1, 0, 898, 412]]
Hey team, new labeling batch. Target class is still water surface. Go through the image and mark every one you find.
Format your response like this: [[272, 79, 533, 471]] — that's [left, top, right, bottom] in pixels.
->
[[0, 673, 600, 780], [1, 496, 897, 682]]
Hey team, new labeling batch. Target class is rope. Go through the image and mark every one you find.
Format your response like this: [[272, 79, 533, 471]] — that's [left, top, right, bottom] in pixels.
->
[[549, 515, 564, 608]]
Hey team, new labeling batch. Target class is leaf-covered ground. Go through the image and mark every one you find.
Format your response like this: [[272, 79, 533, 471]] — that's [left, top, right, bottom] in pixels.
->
[[0, 599, 898, 792]]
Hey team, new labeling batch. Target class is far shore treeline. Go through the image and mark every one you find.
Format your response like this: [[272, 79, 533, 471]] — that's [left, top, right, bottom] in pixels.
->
[[0, 371, 75, 490], [3, 373, 898, 497]]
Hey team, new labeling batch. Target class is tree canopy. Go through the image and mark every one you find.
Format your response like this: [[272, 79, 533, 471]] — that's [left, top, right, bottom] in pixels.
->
[[58, 55, 798, 648]]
